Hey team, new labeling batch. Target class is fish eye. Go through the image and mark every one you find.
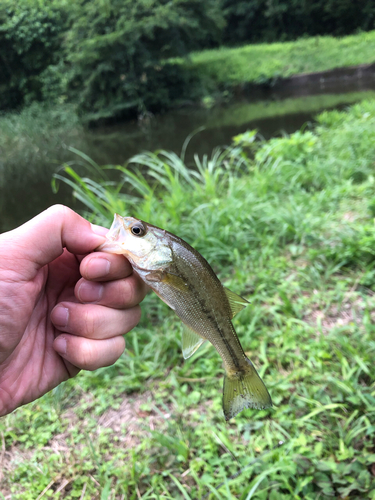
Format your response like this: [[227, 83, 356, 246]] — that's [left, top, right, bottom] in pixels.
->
[[131, 224, 145, 237]]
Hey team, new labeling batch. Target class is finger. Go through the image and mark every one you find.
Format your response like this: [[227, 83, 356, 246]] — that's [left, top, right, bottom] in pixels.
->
[[80, 252, 133, 282], [75, 273, 148, 308], [51, 302, 141, 339], [91, 224, 108, 237], [5, 205, 107, 272], [53, 334, 125, 371]]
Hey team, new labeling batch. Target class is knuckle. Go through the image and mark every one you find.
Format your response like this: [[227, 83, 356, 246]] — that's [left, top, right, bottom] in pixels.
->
[[82, 307, 97, 337], [121, 278, 137, 306], [47, 204, 73, 219], [120, 275, 146, 307], [79, 342, 97, 370]]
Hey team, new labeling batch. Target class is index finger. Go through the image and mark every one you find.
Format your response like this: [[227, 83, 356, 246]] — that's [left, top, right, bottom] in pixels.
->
[[3, 205, 107, 273], [80, 252, 133, 282]]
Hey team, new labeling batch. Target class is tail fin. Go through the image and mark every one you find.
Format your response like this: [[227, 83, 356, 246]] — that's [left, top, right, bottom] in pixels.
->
[[223, 360, 272, 421]]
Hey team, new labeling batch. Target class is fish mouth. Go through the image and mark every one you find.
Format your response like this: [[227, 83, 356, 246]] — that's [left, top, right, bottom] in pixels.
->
[[96, 213, 126, 253]]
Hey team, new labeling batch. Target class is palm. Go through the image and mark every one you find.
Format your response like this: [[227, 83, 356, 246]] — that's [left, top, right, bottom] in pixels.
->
[[0, 205, 145, 417], [1, 250, 81, 409]]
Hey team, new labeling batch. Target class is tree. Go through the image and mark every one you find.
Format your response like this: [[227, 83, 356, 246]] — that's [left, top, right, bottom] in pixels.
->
[[222, 0, 375, 44], [0, 0, 67, 109], [63, 0, 225, 121]]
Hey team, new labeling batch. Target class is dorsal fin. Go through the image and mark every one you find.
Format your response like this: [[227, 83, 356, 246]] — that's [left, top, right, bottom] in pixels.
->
[[224, 287, 249, 318], [182, 324, 205, 359]]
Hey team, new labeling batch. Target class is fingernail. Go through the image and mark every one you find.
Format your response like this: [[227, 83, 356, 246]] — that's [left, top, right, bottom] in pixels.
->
[[54, 337, 67, 355], [91, 223, 108, 236], [52, 306, 69, 328], [87, 258, 110, 279], [78, 281, 104, 303]]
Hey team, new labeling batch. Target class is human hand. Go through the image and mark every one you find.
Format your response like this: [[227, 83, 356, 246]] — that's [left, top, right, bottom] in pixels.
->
[[0, 205, 147, 416]]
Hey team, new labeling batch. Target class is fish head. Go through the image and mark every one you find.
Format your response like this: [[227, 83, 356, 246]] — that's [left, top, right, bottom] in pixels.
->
[[97, 214, 172, 270]]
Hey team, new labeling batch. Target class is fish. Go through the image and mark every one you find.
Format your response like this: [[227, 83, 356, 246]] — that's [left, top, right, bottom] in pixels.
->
[[97, 214, 272, 420]]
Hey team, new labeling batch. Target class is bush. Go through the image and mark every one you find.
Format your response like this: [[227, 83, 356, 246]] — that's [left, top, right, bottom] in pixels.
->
[[2, 0, 375, 121], [64, 0, 224, 121], [0, 0, 68, 109], [0, 0, 224, 120]]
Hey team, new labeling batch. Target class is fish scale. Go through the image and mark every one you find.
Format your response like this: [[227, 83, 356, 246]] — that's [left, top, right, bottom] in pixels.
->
[[147, 238, 249, 373]]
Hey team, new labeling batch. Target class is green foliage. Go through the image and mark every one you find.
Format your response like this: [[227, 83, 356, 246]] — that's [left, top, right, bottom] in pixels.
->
[[0, 103, 81, 192], [187, 31, 375, 88], [4, 99, 375, 499], [0, 102, 90, 231], [54, 98, 375, 256], [64, 0, 224, 121], [222, 0, 375, 44], [0, 0, 68, 109], [2, 0, 375, 122], [0, 0, 224, 121]]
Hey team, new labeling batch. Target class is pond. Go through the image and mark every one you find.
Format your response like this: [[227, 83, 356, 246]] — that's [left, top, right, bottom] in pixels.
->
[[1, 68, 375, 233]]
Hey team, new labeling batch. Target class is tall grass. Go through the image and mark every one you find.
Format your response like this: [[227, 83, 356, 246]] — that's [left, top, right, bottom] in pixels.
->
[[0, 103, 90, 231], [3, 100, 375, 499], [0, 103, 81, 182]]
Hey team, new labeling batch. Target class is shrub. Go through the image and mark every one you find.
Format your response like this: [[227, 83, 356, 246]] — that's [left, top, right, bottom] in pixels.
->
[[0, 0, 68, 109]]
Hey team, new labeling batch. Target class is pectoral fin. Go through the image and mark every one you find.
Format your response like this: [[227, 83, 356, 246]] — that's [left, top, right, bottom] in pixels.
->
[[145, 271, 188, 292], [224, 287, 249, 318], [182, 324, 205, 359]]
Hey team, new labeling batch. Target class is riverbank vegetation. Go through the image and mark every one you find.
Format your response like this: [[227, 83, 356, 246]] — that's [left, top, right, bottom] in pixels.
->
[[3, 89, 375, 233], [0, 104, 88, 231], [1, 0, 375, 123], [2, 99, 375, 498], [186, 31, 375, 90]]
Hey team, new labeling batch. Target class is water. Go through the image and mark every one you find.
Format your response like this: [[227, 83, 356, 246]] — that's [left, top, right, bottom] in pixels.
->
[[1, 69, 375, 232]]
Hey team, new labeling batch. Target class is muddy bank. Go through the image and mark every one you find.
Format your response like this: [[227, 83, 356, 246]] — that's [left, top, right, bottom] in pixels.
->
[[239, 63, 375, 100]]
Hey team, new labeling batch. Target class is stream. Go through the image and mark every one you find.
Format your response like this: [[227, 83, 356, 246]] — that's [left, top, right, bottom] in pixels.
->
[[1, 66, 375, 232]]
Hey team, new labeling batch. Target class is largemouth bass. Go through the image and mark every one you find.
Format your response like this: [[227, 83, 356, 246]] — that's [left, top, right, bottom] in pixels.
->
[[98, 214, 272, 420]]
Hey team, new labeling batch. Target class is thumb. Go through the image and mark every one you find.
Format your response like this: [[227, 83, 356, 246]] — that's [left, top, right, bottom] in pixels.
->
[[3, 205, 107, 271]]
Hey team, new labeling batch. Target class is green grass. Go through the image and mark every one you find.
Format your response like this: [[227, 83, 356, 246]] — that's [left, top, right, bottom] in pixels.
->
[[184, 30, 375, 87], [3, 99, 375, 498]]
